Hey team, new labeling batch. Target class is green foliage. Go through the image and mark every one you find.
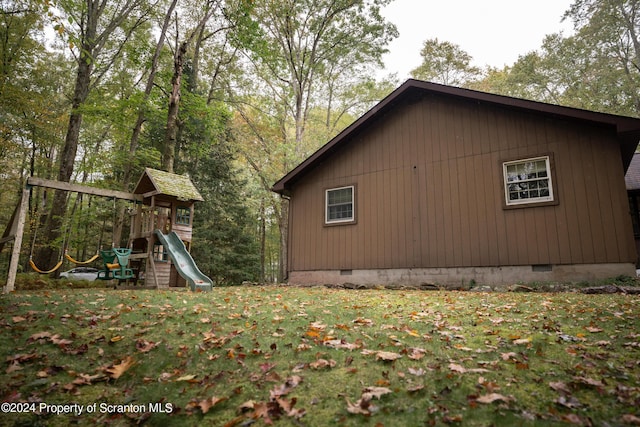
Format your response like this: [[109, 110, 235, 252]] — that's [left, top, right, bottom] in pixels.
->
[[473, 1, 640, 117], [410, 38, 482, 87], [191, 141, 261, 285]]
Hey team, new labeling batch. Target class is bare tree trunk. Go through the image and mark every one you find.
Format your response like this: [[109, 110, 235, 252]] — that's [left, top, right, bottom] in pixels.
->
[[162, 40, 188, 173], [259, 199, 266, 283], [162, 3, 217, 173], [277, 197, 289, 282]]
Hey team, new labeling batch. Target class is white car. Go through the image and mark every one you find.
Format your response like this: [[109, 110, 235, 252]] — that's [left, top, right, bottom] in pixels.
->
[[60, 267, 100, 281]]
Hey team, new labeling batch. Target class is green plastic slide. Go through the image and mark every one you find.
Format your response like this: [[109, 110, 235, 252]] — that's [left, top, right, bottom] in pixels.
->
[[154, 230, 213, 291]]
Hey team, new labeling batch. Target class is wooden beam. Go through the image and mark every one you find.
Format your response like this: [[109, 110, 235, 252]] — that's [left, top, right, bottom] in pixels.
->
[[27, 177, 143, 202], [4, 188, 29, 293], [0, 193, 22, 253], [0, 235, 15, 245]]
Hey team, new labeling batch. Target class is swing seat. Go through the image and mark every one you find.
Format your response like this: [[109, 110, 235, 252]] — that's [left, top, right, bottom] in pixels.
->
[[98, 249, 117, 280], [98, 249, 135, 280], [112, 248, 134, 280]]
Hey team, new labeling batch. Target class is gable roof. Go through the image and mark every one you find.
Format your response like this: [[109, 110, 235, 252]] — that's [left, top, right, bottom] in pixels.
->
[[273, 79, 640, 196], [133, 168, 204, 201]]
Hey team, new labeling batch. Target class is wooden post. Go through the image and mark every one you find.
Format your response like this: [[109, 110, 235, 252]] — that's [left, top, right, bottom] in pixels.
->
[[149, 256, 159, 288], [4, 188, 30, 293]]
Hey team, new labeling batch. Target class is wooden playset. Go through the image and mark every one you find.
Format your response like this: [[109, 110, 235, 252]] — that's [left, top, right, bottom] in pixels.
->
[[1, 168, 212, 293]]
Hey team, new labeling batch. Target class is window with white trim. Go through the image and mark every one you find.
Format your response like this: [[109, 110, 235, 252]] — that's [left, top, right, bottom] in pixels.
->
[[503, 156, 554, 206], [325, 186, 354, 224]]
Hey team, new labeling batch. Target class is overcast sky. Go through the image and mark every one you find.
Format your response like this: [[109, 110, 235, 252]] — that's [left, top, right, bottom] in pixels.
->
[[380, 0, 575, 79]]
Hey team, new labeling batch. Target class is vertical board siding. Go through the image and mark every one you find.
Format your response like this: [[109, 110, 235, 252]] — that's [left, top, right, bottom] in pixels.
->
[[287, 94, 636, 272]]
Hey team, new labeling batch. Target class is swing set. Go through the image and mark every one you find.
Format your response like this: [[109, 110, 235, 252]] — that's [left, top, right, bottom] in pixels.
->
[[27, 195, 131, 280], [4, 169, 210, 293], [2, 177, 143, 292], [27, 209, 100, 275]]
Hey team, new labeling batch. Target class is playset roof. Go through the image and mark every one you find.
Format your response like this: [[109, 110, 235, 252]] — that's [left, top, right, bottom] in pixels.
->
[[133, 168, 204, 202]]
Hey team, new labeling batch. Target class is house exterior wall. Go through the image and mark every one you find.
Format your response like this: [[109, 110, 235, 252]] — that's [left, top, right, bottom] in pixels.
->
[[287, 93, 637, 284]]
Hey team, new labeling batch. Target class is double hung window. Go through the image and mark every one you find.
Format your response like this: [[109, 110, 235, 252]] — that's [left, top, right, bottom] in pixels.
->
[[503, 156, 554, 206], [325, 186, 354, 224]]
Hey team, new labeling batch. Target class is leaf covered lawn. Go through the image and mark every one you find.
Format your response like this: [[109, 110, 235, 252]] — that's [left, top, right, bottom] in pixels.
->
[[1, 286, 639, 426]]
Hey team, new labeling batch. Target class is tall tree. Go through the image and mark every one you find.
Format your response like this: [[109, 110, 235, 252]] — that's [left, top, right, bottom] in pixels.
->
[[234, 0, 397, 281], [191, 127, 260, 285], [564, 0, 640, 115], [33, 0, 151, 269], [161, 0, 252, 172], [410, 38, 481, 87], [111, 0, 178, 246], [475, 1, 640, 117]]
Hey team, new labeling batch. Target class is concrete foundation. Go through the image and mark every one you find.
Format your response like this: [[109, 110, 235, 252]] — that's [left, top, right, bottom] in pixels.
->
[[288, 263, 636, 287]]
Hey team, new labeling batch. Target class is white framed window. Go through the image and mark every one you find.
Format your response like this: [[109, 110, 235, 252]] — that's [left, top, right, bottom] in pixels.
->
[[325, 186, 355, 224], [503, 156, 554, 206]]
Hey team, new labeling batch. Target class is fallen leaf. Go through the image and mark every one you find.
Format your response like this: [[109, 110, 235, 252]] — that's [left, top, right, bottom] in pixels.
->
[[621, 414, 640, 425], [270, 375, 303, 398], [260, 362, 276, 373], [406, 384, 424, 393], [309, 359, 336, 369], [501, 352, 518, 361], [572, 376, 605, 389], [556, 395, 582, 409], [408, 367, 426, 376], [362, 386, 392, 400], [562, 413, 589, 425], [50, 334, 73, 346], [324, 339, 359, 350], [448, 363, 489, 374], [407, 347, 426, 360], [449, 363, 467, 373], [250, 401, 271, 420], [549, 381, 571, 394], [28, 331, 53, 341], [6, 361, 23, 374], [310, 321, 326, 330], [353, 317, 373, 326], [175, 374, 197, 382], [296, 343, 312, 351], [346, 397, 375, 415], [136, 339, 159, 353], [238, 400, 256, 413], [198, 396, 227, 414], [375, 351, 402, 362], [276, 397, 306, 419], [476, 393, 513, 404], [105, 356, 135, 379]]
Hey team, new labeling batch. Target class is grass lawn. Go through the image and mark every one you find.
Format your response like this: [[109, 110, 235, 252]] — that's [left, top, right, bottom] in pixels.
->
[[1, 285, 639, 426]]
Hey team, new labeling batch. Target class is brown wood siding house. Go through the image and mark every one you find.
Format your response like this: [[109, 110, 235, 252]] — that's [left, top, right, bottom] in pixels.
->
[[273, 80, 640, 286]]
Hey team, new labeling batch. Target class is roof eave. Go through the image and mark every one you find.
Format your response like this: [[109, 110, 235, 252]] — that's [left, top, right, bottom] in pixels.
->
[[272, 81, 415, 195], [271, 79, 640, 194]]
